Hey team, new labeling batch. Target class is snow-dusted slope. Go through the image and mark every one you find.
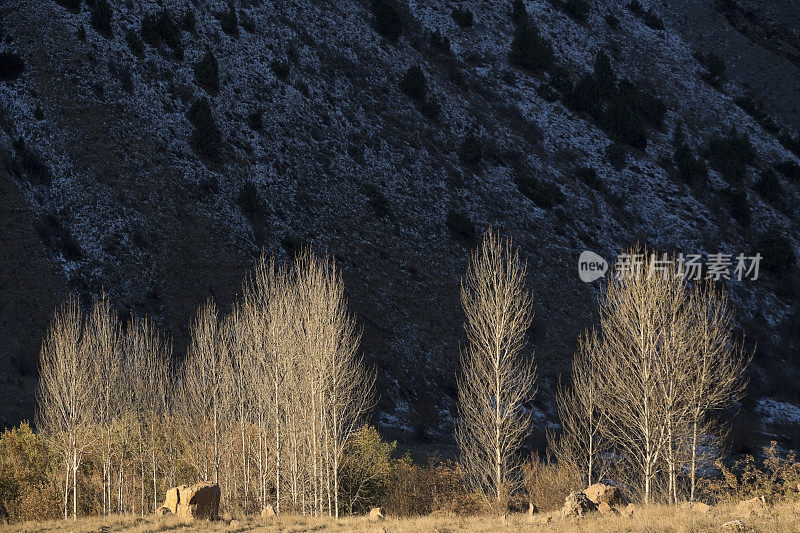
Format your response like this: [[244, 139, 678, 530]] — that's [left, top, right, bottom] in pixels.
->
[[1, 0, 798, 450]]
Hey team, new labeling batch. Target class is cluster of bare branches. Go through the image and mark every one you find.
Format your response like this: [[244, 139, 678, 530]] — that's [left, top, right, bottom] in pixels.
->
[[36, 249, 374, 519], [456, 230, 536, 503], [37, 293, 172, 519], [550, 247, 749, 503]]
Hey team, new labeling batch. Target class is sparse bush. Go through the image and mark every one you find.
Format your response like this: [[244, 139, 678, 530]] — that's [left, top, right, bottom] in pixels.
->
[[522, 455, 582, 512], [280, 233, 308, 258], [627, 0, 663, 30], [363, 183, 391, 218], [420, 95, 441, 120], [511, 0, 527, 24], [516, 173, 564, 208], [182, 9, 196, 34], [430, 28, 451, 54], [672, 123, 708, 186], [509, 18, 554, 72], [55, 0, 81, 13], [271, 59, 290, 81], [371, 0, 403, 41], [12, 137, 50, 185], [602, 82, 648, 150], [446, 209, 476, 241], [755, 168, 781, 204], [154, 9, 181, 51], [451, 7, 474, 28], [725, 186, 750, 226], [216, 3, 239, 37], [0, 51, 24, 82], [736, 92, 779, 133], [757, 227, 796, 273], [237, 181, 263, 214], [240, 11, 256, 33], [459, 127, 482, 166], [775, 159, 800, 182], [125, 28, 144, 57], [246, 109, 263, 131], [77, 24, 86, 40], [605, 13, 620, 27], [696, 51, 726, 87], [90, 0, 113, 35], [606, 142, 627, 170], [673, 144, 707, 186], [33, 105, 44, 120], [564, 0, 590, 22], [194, 50, 219, 93], [779, 131, 800, 158], [187, 97, 221, 161], [576, 166, 602, 189], [34, 213, 82, 260], [702, 443, 800, 502], [399, 65, 427, 103], [706, 127, 755, 182]]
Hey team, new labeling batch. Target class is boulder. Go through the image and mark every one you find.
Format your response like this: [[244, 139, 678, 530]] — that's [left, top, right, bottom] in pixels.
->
[[723, 519, 747, 531], [562, 491, 597, 518], [621, 503, 635, 517], [261, 504, 276, 518], [164, 486, 180, 513], [738, 496, 769, 517], [179, 482, 220, 519], [598, 502, 617, 515], [155, 506, 172, 516], [368, 507, 385, 521], [584, 483, 628, 507], [540, 514, 552, 523], [227, 519, 242, 531], [161, 482, 220, 520], [690, 501, 711, 513]]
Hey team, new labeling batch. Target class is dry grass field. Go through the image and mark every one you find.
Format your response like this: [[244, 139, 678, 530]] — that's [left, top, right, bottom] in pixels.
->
[[5, 501, 800, 533]]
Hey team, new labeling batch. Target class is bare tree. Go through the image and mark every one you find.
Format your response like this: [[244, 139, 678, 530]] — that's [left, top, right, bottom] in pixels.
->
[[180, 299, 229, 484], [585, 248, 748, 504], [85, 292, 122, 516], [456, 230, 536, 503], [549, 330, 607, 487], [37, 296, 97, 519], [683, 284, 748, 501]]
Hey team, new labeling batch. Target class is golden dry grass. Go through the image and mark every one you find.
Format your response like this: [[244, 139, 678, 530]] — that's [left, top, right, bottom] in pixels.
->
[[4, 501, 800, 533]]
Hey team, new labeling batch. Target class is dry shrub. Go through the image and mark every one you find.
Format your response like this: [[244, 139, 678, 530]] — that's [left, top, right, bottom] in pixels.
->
[[521, 454, 582, 511], [700, 441, 800, 502], [384, 458, 483, 517], [0, 423, 61, 522]]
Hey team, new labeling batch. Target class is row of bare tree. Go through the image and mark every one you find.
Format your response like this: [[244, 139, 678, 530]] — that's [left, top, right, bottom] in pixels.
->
[[455, 236, 748, 505], [37, 251, 374, 520], [37, 230, 749, 519]]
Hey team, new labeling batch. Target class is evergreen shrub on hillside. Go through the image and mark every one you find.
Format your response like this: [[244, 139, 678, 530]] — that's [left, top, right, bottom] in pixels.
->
[[399, 66, 427, 103], [371, 0, 403, 41], [217, 4, 239, 36], [564, 0, 590, 22], [757, 227, 796, 273], [188, 98, 221, 161], [0, 52, 24, 81], [194, 50, 219, 93], [90, 0, 113, 35], [446, 209, 476, 241], [451, 7, 474, 28], [516, 173, 564, 208], [509, 18, 554, 72]]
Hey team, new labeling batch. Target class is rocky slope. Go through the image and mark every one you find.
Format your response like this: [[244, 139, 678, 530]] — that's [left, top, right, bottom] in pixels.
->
[[1, 0, 799, 452]]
